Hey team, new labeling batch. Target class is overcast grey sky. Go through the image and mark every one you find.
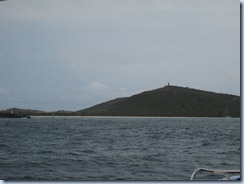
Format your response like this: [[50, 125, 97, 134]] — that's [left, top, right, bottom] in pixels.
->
[[0, 0, 240, 111]]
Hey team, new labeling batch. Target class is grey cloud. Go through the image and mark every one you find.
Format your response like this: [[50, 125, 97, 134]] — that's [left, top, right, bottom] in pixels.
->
[[0, 0, 240, 110]]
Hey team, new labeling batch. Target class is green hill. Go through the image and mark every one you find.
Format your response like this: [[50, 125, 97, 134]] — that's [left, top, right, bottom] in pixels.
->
[[76, 86, 240, 117], [0, 108, 49, 118], [0, 108, 76, 117]]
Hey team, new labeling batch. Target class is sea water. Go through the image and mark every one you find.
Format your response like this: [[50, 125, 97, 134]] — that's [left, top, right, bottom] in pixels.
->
[[0, 117, 240, 181]]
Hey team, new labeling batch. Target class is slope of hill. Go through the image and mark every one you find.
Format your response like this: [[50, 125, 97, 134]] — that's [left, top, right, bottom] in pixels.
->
[[0, 108, 76, 117], [76, 86, 240, 117], [0, 108, 49, 118]]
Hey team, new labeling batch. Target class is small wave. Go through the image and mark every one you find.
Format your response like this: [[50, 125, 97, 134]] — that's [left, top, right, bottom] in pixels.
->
[[200, 139, 211, 146], [218, 150, 240, 155], [82, 149, 96, 154], [66, 152, 80, 156], [37, 150, 56, 154], [0, 143, 9, 148], [219, 162, 231, 166]]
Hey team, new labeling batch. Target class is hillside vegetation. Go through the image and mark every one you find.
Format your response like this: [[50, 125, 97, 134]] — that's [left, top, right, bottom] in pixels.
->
[[76, 86, 240, 117], [0, 86, 240, 117]]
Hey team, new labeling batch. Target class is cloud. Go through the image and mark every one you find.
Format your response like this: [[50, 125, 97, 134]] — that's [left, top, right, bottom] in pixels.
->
[[83, 81, 111, 95], [0, 86, 10, 95], [0, 0, 239, 111]]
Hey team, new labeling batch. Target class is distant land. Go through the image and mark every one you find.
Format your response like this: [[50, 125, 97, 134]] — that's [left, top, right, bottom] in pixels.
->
[[0, 108, 76, 118], [0, 86, 240, 118], [77, 85, 240, 117]]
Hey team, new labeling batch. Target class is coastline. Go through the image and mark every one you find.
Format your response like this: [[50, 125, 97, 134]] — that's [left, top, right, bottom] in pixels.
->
[[29, 116, 239, 119]]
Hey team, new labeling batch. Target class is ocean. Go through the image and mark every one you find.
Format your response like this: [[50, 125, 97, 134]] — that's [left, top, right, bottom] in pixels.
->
[[0, 117, 240, 181]]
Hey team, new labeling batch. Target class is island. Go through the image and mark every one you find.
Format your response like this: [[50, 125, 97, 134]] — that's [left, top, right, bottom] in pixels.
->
[[0, 85, 240, 118]]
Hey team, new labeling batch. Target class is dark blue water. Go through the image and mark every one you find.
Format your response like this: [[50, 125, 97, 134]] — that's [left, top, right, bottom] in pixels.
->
[[0, 117, 240, 181]]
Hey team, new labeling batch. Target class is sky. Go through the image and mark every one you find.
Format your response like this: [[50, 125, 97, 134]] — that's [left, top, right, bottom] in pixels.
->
[[0, 0, 240, 111]]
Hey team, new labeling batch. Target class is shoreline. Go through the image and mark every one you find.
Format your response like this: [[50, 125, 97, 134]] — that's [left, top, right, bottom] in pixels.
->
[[29, 116, 239, 119]]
